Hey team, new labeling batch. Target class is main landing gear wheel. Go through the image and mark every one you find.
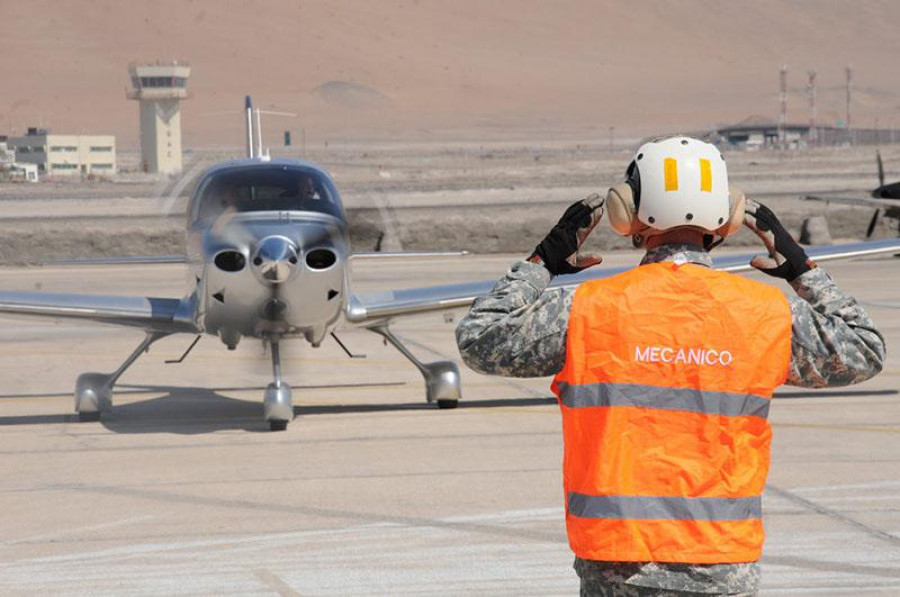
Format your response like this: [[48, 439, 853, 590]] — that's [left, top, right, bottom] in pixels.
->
[[269, 419, 289, 432], [74, 332, 169, 422], [370, 325, 463, 408]]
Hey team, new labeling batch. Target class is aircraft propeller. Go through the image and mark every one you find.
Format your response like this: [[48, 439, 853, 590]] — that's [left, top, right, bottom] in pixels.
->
[[211, 206, 256, 250], [866, 151, 887, 238], [866, 208, 882, 238]]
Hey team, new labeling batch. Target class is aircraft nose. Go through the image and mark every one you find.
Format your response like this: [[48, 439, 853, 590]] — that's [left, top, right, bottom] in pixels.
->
[[252, 236, 299, 283]]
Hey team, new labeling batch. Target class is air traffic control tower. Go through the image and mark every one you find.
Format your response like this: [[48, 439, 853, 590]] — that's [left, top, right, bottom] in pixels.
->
[[127, 62, 191, 175]]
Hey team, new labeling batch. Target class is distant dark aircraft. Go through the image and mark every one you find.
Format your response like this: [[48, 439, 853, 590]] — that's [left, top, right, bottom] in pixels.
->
[[804, 151, 900, 238]]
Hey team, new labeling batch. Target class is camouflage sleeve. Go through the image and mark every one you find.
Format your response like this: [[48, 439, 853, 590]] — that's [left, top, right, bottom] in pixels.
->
[[455, 261, 573, 378], [786, 267, 886, 388]]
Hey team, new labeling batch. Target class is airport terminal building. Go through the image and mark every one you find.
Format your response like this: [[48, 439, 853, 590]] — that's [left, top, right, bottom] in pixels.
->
[[6, 129, 116, 176]]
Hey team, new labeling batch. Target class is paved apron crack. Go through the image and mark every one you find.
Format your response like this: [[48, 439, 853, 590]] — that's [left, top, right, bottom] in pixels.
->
[[767, 484, 900, 548]]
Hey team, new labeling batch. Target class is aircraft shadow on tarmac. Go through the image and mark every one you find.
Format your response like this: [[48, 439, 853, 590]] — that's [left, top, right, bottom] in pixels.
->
[[0, 386, 892, 434], [0, 383, 558, 434]]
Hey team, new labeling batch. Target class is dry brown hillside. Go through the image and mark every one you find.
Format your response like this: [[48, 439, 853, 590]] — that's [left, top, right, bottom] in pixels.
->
[[3, 0, 900, 147]]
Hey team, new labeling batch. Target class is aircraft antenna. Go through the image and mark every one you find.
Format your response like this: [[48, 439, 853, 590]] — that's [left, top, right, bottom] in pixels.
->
[[255, 107, 264, 159], [846, 66, 853, 145], [245, 95, 255, 158], [807, 70, 817, 146], [253, 108, 298, 159], [778, 64, 788, 150]]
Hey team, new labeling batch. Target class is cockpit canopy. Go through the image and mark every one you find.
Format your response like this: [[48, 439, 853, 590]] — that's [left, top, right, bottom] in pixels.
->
[[190, 163, 343, 224]]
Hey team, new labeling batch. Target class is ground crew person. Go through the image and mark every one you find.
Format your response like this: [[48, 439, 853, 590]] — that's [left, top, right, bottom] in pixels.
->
[[456, 136, 885, 596]]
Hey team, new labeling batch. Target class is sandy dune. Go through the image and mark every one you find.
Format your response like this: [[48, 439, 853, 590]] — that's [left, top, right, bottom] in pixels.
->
[[3, 1, 900, 147]]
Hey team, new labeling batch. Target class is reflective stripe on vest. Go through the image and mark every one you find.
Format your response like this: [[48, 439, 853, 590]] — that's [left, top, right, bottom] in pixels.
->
[[556, 381, 771, 419], [568, 493, 762, 521], [553, 262, 792, 564]]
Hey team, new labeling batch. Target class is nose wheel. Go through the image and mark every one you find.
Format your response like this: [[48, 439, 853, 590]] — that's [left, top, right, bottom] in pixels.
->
[[263, 336, 294, 431]]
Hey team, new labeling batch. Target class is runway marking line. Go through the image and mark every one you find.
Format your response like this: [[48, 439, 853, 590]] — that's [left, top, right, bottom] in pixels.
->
[[792, 480, 900, 493], [253, 569, 303, 597], [0, 515, 156, 548], [0, 467, 561, 496], [766, 485, 900, 549], [0, 506, 565, 568], [773, 422, 900, 435]]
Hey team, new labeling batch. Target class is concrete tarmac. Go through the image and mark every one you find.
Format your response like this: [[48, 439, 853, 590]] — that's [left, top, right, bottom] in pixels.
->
[[0, 251, 898, 596]]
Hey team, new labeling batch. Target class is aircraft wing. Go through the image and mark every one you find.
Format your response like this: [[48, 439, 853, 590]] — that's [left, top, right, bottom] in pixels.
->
[[37, 255, 187, 266], [39, 251, 469, 266], [803, 195, 900, 209], [351, 251, 469, 260], [347, 239, 900, 325], [0, 292, 198, 333]]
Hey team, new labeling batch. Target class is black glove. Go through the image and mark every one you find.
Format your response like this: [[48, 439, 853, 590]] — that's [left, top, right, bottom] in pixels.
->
[[529, 194, 604, 276], [743, 199, 815, 281]]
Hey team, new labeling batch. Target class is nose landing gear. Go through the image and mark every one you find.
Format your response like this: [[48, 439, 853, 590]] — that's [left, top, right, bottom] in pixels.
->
[[263, 336, 293, 431]]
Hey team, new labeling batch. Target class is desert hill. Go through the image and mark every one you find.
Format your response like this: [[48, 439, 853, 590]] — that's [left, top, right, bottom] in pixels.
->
[[3, 0, 900, 147]]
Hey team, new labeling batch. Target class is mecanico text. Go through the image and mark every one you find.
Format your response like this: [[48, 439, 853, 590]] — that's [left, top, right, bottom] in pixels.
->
[[634, 345, 734, 366]]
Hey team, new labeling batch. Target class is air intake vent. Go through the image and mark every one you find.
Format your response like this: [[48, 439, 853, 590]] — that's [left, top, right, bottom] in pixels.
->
[[214, 251, 246, 272], [306, 248, 336, 270]]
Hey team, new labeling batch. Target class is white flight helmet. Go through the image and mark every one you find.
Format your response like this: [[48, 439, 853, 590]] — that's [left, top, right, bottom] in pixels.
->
[[606, 135, 745, 248]]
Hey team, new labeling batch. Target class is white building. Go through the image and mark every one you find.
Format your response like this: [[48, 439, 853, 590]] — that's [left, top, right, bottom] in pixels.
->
[[6, 129, 116, 176], [0, 142, 39, 182], [9, 163, 39, 182], [0, 141, 14, 168]]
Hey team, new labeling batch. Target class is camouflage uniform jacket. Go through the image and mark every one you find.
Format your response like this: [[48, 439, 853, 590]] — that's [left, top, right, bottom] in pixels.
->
[[455, 244, 886, 595]]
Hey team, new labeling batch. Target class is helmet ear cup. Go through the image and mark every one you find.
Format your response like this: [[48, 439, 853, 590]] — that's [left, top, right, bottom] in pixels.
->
[[716, 185, 746, 238], [606, 183, 643, 236]]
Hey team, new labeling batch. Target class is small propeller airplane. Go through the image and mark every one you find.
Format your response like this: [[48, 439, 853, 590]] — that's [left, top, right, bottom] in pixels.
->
[[2, 97, 900, 431], [804, 150, 900, 238]]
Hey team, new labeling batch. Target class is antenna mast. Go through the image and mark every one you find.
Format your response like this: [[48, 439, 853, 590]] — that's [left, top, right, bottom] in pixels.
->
[[807, 70, 817, 146], [245, 95, 255, 158], [255, 107, 264, 159], [778, 64, 788, 149], [845, 66, 853, 144]]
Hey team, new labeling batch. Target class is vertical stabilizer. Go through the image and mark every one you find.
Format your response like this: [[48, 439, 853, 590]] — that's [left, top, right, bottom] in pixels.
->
[[245, 95, 255, 159]]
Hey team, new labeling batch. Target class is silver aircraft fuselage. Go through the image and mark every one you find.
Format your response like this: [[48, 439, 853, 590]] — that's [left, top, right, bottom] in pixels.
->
[[185, 158, 350, 348]]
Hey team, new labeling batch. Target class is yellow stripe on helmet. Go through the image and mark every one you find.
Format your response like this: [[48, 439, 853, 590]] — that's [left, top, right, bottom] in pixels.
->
[[664, 158, 678, 191], [699, 158, 712, 192]]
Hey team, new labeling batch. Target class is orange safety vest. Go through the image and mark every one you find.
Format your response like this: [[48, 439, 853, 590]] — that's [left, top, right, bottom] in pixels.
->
[[552, 261, 792, 564]]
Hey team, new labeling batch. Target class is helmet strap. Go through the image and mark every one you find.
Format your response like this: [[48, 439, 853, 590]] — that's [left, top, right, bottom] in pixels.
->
[[703, 234, 724, 251]]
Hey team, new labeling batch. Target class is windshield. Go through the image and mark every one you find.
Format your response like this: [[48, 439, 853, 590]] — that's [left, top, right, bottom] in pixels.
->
[[193, 164, 342, 223]]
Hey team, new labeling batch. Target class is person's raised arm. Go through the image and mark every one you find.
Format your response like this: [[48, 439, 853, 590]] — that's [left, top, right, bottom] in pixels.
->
[[743, 199, 885, 388], [455, 194, 604, 378]]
